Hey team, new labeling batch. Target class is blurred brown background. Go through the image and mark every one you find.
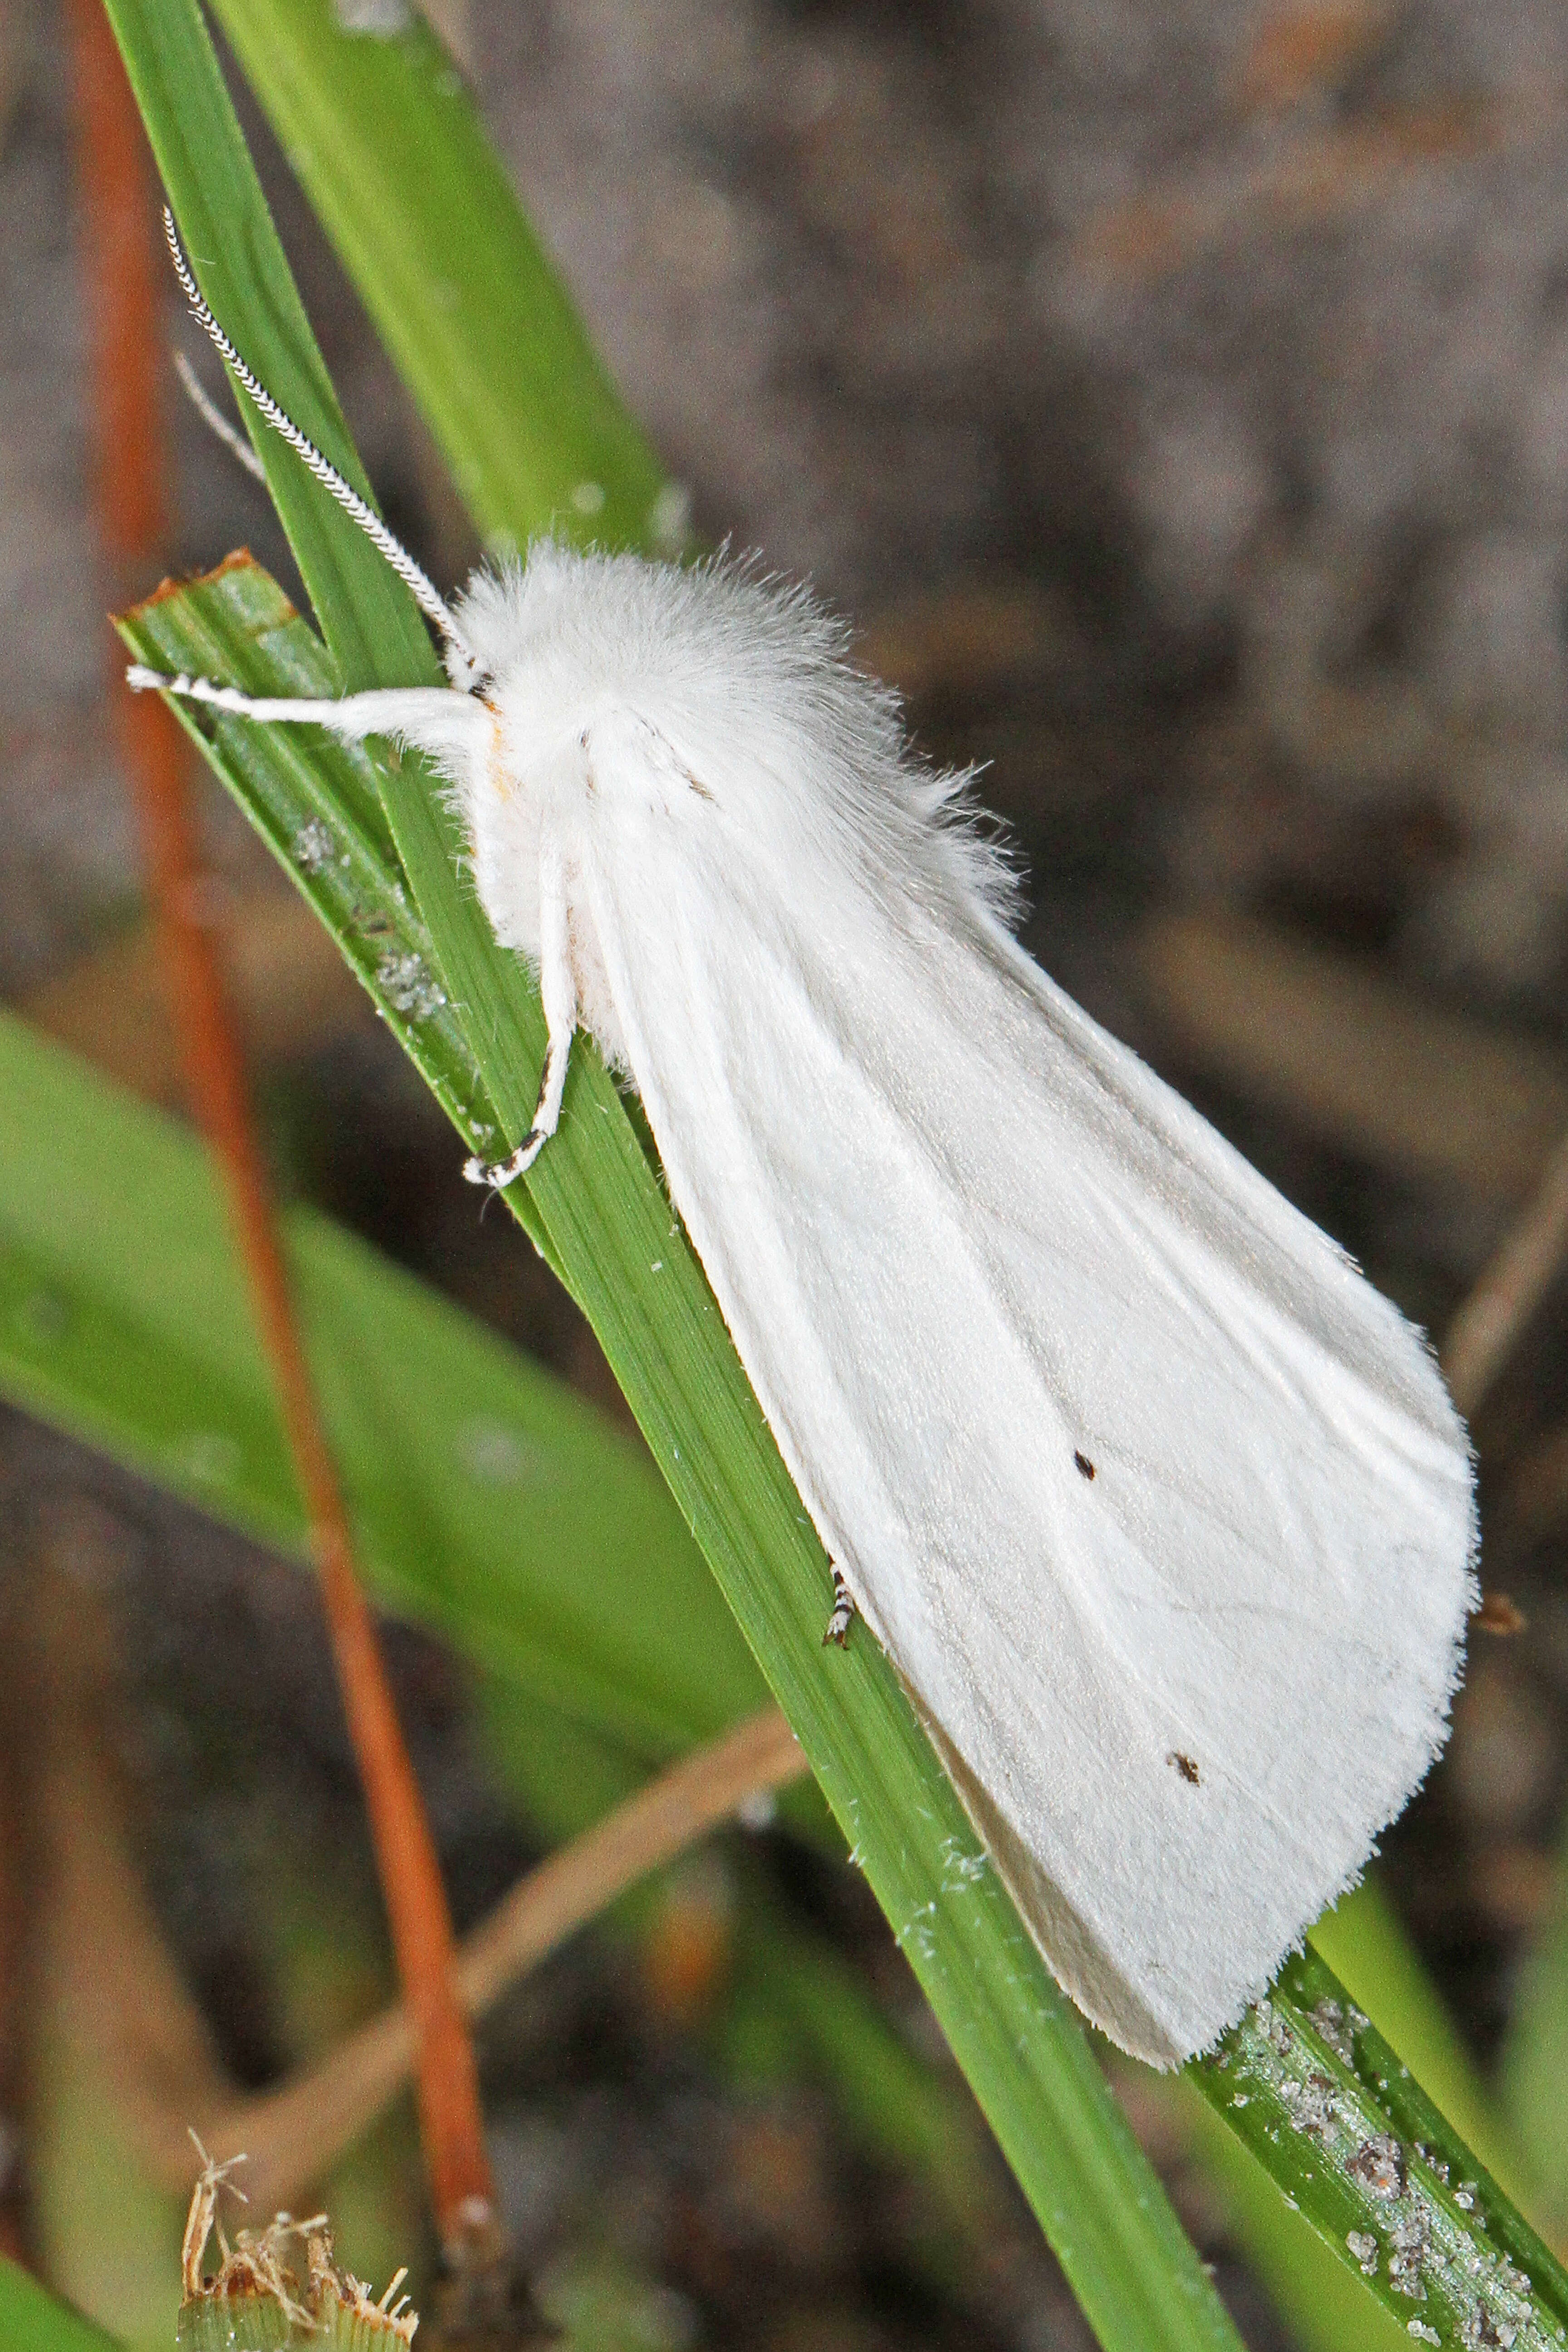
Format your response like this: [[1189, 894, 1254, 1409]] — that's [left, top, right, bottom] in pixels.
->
[[5, 1, 1568, 2346]]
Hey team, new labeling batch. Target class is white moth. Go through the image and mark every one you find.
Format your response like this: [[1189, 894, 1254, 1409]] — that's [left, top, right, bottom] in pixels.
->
[[132, 214, 1475, 2067]]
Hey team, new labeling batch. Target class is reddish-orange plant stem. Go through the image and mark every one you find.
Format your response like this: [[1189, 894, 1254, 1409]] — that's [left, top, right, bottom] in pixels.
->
[[65, 0, 493, 2245]]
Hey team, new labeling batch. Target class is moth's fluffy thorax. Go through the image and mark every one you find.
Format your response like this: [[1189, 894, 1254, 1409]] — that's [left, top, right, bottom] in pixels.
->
[[456, 542, 874, 731], [446, 543, 1021, 933]]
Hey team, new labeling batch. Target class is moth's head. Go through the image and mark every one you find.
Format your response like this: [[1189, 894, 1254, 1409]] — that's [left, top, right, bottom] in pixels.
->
[[451, 542, 615, 678], [448, 545, 658, 745], [439, 548, 617, 729]]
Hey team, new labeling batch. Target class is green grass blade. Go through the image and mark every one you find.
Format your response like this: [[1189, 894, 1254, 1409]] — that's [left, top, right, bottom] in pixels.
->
[[1310, 1877, 1535, 2213], [1500, 1850, 1568, 2244], [0, 2260, 122, 2352], [202, 0, 670, 558], [162, 14, 1523, 2265], [1180, 2087, 1414, 2352], [97, 2, 1246, 2334], [25, 946, 1563, 2350], [101, 2, 435, 700], [2, 1005, 975, 2332], [1190, 1945, 1568, 2348], [1172, 1878, 1544, 2352]]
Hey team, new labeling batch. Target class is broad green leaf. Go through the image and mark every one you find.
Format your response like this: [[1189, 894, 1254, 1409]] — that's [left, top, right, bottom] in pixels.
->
[[0, 2259, 122, 2352], [0, 1000, 760, 1759], [99, 1, 1245, 2335]]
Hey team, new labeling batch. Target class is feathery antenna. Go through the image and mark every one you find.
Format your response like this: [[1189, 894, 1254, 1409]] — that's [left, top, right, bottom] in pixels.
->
[[163, 208, 476, 671]]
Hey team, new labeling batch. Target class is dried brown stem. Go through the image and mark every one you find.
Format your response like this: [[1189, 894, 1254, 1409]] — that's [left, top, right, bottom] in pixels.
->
[[158, 1709, 806, 2215], [67, 0, 490, 2251], [24, 884, 368, 1107], [1441, 1132, 1568, 1421], [1074, 83, 1560, 288], [1136, 910, 1568, 1204], [1135, 910, 1568, 1406]]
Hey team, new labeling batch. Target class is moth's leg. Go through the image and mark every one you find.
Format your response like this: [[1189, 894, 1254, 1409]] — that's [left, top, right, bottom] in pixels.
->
[[464, 848, 578, 1191], [823, 1563, 857, 1647], [126, 667, 488, 770]]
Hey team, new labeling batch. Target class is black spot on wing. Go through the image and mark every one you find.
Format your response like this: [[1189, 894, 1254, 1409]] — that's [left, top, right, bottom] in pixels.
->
[[1073, 1450, 1095, 1480]]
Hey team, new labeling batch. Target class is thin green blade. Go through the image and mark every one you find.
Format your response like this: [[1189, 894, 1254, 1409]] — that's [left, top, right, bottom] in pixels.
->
[[204, 0, 670, 559], [1192, 1945, 1568, 2349]]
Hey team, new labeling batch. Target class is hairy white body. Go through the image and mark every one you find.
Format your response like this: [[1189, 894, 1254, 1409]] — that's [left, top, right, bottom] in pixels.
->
[[132, 543, 1475, 2066]]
